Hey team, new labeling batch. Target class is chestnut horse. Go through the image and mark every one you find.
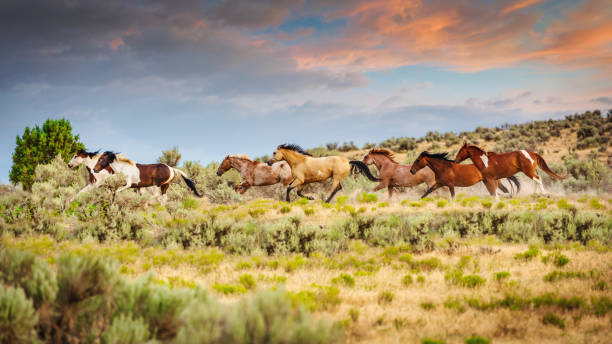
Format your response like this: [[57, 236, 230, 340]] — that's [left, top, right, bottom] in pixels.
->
[[270, 144, 379, 202], [216, 155, 292, 195], [362, 149, 441, 199], [68, 150, 114, 198], [93, 151, 202, 201], [410, 151, 520, 200], [455, 143, 564, 195]]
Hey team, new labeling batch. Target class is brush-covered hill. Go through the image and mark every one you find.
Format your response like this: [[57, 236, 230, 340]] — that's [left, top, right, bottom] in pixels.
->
[[299, 109, 612, 167]]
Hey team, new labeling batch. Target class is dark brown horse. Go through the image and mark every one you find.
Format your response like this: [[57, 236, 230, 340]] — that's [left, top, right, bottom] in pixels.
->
[[362, 149, 441, 199], [455, 143, 564, 195], [93, 151, 202, 201], [217, 155, 292, 195], [410, 151, 520, 200]]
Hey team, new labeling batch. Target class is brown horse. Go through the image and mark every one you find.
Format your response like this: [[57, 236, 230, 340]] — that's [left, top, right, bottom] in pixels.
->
[[93, 151, 202, 201], [455, 143, 564, 195], [410, 151, 520, 200], [362, 149, 440, 199], [270, 144, 379, 202], [216, 155, 292, 195]]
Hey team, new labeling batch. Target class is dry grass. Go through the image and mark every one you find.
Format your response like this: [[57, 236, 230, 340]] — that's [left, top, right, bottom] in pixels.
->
[[3, 232, 611, 344]]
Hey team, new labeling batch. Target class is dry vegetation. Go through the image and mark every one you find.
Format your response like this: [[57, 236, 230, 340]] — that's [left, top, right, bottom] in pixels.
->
[[1, 110, 612, 343]]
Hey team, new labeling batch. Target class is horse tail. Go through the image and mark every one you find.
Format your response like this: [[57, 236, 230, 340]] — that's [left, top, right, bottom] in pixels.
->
[[173, 168, 203, 197], [507, 175, 521, 194], [534, 154, 565, 180], [349, 161, 379, 181]]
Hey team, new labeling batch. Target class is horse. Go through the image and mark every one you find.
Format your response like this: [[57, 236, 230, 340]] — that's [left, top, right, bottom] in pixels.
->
[[362, 148, 441, 199], [410, 151, 520, 200], [93, 151, 202, 201], [68, 150, 114, 199], [455, 143, 564, 195], [216, 155, 292, 196], [269, 144, 379, 202]]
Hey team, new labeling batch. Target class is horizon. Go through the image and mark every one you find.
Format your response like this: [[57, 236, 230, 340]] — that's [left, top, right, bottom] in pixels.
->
[[1, 0, 611, 183]]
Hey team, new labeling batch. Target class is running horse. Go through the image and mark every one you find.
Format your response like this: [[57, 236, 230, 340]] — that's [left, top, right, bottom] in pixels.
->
[[364, 148, 517, 199], [93, 151, 202, 201], [362, 148, 441, 199], [68, 150, 115, 199], [410, 151, 520, 200], [216, 155, 292, 196], [455, 143, 564, 195], [269, 144, 379, 202]]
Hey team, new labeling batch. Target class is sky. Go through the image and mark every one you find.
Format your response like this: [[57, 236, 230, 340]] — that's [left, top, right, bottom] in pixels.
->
[[1, 0, 611, 183]]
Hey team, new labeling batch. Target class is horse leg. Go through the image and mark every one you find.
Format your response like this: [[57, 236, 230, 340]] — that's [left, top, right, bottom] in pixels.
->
[[325, 183, 343, 203], [285, 178, 303, 202], [420, 183, 440, 199], [448, 185, 455, 201], [160, 183, 170, 203], [297, 186, 314, 200], [483, 179, 499, 200], [533, 174, 546, 195], [286, 187, 293, 202], [388, 186, 393, 200]]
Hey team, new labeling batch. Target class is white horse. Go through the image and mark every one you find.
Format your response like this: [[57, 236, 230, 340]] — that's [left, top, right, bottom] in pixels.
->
[[68, 150, 161, 200], [93, 151, 202, 202], [68, 150, 113, 199]]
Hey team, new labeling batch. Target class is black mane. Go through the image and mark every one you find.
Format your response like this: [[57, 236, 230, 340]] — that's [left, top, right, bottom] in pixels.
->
[[101, 151, 118, 163], [78, 149, 100, 158], [419, 151, 454, 162], [277, 144, 312, 156]]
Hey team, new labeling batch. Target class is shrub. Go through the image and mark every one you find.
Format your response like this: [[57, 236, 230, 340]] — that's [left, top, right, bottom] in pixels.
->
[[514, 245, 540, 261], [0, 249, 57, 308], [378, 291, 394, 305], [422, 338, 446, 344], [331, 274, 355, 288], [465, 336, 491, 344], [494, 271, 511, 281], [358, 193, 378, 203], [541, 313, 565, 329], [239, 274, 256, 290], [280, 205, 292, 214], [445, 269, 485, 288], [402, 274, 413, 286], [0, 286, 40, 344], [541, 252, 570, 267]]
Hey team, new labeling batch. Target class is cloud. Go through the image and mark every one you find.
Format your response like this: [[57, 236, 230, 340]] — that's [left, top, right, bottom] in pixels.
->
[[0, 0, 365, 96], [593, 96, 612, 105], [289, 0, 611, 74]]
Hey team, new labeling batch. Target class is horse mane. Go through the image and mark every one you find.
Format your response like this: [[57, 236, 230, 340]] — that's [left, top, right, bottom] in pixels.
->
[[116, 153, 137, 166], [466, 144, 487, 155], [419, 151, 454, 162], [277, 144, 312, 156], [368, 148, 398, 163], [78, 149, 100, 158], [230, 154, 252, 161], [102, 151, 136, 166]]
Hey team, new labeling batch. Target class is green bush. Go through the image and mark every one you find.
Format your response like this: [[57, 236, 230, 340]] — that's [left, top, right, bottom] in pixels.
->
[[0, 285, 40, 344], [465, 336, 491, 344], [541, 312, 565, 329]]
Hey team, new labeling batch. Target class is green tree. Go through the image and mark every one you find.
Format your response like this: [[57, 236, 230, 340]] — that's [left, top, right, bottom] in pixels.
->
[[9, 118, 84, 190], [158, 146, 182, 167]]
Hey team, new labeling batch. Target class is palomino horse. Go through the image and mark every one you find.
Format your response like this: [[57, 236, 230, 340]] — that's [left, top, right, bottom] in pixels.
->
[[68, 150, 114, 198], [217, 155, 292, 195], [410, 151, 520, 200], [362, 149, 441, 199], [93, 151, 202, 201], [455, 143, 564, 195], [269, 144, 379, 202]]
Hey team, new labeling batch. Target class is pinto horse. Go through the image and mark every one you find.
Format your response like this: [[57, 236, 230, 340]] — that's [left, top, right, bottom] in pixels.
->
[[455, 143, 564, 195], [410, 151, 520, 200], [270, 144, 379, 202], [93, 151, 202, 201], [217, 155, 292, 195], [362, 149, 442, 199], [68, 150, 115, 198]]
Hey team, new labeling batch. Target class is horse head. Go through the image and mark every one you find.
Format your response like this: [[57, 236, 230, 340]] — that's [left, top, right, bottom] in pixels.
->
[[68, 150, 88, 169], [217, 156, 231, 176], [93, 151, 116, 173], [410, 151, 429, 174], [455, 142, 471, 163]]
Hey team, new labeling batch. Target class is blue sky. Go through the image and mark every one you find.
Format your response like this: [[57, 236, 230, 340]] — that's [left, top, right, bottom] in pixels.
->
[[1, 0, 611, 183]]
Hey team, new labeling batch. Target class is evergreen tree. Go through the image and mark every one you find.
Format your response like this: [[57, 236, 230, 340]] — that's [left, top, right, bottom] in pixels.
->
[[9, 118, 84, 189]]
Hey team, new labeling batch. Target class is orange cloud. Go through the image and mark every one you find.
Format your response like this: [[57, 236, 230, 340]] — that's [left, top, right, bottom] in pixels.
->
[[501, 0, 545, 15], [289, 0, 611, 75]]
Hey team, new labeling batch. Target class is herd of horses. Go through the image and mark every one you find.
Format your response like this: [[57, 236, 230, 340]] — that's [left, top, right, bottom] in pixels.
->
[[68, 142, 565, 204]]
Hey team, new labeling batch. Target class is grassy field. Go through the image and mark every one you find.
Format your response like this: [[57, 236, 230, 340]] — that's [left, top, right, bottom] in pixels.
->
[[2, 193, 611, 343], [2, 111, 611, 343]]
